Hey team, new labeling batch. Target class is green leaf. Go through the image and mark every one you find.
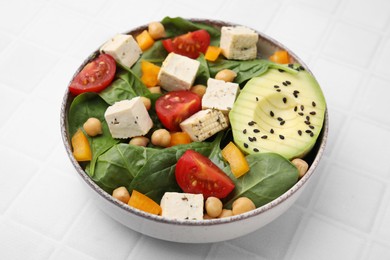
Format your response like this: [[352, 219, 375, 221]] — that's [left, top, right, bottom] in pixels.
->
[[99, 65, 150, 105], [128, 141, 214, 203], [223, 153, 299, 208], [68, 93, 119, 176], [208, 59, 297, 85], [194, 53, 211, 86]]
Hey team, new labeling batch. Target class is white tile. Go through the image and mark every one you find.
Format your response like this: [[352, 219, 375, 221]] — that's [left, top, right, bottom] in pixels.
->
[[374, 36, 390, 78], [310, 58, 364, 110], [130, 236, 211, 260], [341, 0, 390, 31], [0, 0, 46, 34], [358, 76, 390, 127], [323, 107, 347, 156], [156, 0, 225, 20], [366, 241, 390, 260], [207, 242, 265, 260], [100, 0, 165, 33], [322, 21, 381, 67], [296, 0, 340, 13], [6, 167, 90, 240], [0, 40, 58, 93], [53, 0, 108, 16], [23, 4, 89, 53], [266, 4, 330, 51], [0, 84, 25, 129], [0, 31, 15, 53], [50, 246, 96, 260], [65, 202, 139, 259], [0, 146, 39, 213], [376, 194, 390, 241], [228, 206, 303, 259], [335, 117, 390, 178], [314, 164, 385, 232], [290, 216, 365, 260], [0, 218, 55, 260], [0, 96, 61, 161], [217, 0, 281, 32]]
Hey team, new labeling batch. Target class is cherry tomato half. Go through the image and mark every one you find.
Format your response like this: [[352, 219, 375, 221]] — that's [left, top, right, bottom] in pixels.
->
[[162, 29, 210, 59], [155, 91, 201, 132], [175, 150, 235, 199], [69, 54, 116, 95]]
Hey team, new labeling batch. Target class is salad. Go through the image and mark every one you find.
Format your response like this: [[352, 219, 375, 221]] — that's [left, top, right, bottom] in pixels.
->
[[67, 17, 326, 220]]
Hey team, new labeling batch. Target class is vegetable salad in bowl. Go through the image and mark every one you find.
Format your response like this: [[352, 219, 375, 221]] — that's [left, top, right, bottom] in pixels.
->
[[61, 17, 327, 240]]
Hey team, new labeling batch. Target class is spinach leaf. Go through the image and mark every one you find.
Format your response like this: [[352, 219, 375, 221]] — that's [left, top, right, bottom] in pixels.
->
[[128, 141, 214, 203], [208, 59, 298, 85], [161, 16, 221, 46], [194, 53, 211, 86], [68, 92, 119, 176], [92, 143, 160, 193], [99, 65, 150, 105], [223, 153, 299, 208]]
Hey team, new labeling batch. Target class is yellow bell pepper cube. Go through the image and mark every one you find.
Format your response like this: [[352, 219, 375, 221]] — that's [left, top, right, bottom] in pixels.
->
[[71, 129, 92, 162], [221, 141, 250, 178]]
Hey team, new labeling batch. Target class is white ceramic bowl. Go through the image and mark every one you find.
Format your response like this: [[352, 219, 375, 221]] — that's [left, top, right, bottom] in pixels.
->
[[60, 19, 328, 243]]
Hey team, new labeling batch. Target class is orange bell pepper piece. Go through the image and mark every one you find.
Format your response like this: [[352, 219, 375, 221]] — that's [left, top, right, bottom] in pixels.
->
[[136, 30, 155, 51], [71, 129, 92, 162], [169, 132, 192, 147], [269, 50, 290, 64], [128, 190, 162, 215], [221, 142, 250, 178], [140, 60, 160, 88], [205, 46, 222, 61]]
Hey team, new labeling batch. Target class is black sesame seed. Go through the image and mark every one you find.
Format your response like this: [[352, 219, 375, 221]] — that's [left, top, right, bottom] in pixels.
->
[[261, 135, 268, 139], [305, 120, 310, 125], [310, 132, 314, 137], [248, 136, 257, 142], [299, 66, 305, 71], [288, 64, 294, 68], [282, 81, 288, 86], [286, 80, 291, 85], [298, 112, 304, 116], [278, 69, 285, 73], [253, 129, 260, 133], [270, 111, 274, 117], [305, 130, 312, 134], [256, 97, 259, 101], [298, 130, 302, 136], [274, 85, 280, 89], [244, 143, 249, 148], [280, 121, 285, 126], [300, 105, 304, 111], [248, 121, 256, 126], [293, 93, 298, 98], [277, 117, 283, 121], [312, 101, 316, 107], [306, 116, 310, 121], [310, 111, 316, 115], [283, 97, 287, 103], [309, 125, 315, 129], [279, 135, 285, 140], [294, 106, 298, 112], [276, 89, 281, 92], [270, 128, 274, 134], [253, 148, 259, 152], [243, 129, 247, 134]]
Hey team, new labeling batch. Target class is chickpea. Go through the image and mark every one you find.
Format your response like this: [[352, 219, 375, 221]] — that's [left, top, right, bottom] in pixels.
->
[[205, 197, 223, 218], [215, 69, 237, 82], [232, 197, 255, 215], [112, 186, 130, 203], [218, 209, 233, 218], [149, 86, 162, 94], [129, 136, 149, 147], [190, 84, 207, 98], [148, 22, 166, 40], [151, 129, 171, 147], [140, 96, 151, 110], [291, 158, 309, 178], [83, 117, 102, 137]]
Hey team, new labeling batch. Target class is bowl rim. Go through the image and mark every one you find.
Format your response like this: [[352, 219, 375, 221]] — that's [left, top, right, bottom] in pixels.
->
[[60, 18, 329, 227]]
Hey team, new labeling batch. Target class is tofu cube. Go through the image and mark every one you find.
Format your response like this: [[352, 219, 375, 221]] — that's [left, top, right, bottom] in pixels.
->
[[180, 109, 229, 142], [220, 26, 258, 60], [160, 192, 204, 220], [104, 97, 153, 139], [157, 53, 200, 91], [202, 78, 240, 114], [100, 34, 142, 68]]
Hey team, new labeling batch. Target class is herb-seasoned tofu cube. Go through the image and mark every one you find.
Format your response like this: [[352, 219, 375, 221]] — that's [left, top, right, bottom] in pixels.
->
[[202, 78, 240, 114], [160, 192, 204, 220], [220, 26, 258, 60]]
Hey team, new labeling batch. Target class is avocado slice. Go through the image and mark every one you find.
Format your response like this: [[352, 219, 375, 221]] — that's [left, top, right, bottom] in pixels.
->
[[229, 65, 326, 160]]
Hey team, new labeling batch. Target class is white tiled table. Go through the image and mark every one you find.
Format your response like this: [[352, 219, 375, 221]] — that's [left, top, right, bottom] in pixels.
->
[[1, 0, 390, 259]]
